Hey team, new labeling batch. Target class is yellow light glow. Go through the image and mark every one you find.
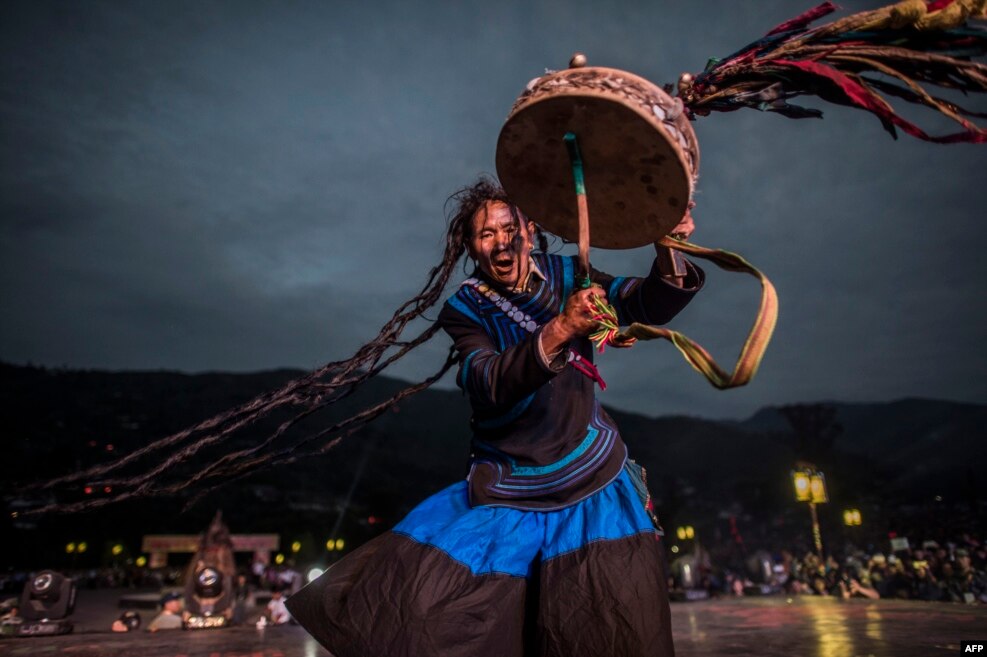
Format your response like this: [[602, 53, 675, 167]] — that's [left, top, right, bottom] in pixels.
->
[[685, 526, 695, 539], [291, 541, 301, 553], [326, 540, 336, 551], [809, 474, 828, 504], [111, 544, 124, 556], [66, 542, 76, 554], [335, 539, 345, 551], [77, 542, 88, 553], [793, 471, 812, 501], [670, 545, 680, 553], [676, 527, 686, 540], [275, 553, 285, 565], [135, 556, 147, 567]]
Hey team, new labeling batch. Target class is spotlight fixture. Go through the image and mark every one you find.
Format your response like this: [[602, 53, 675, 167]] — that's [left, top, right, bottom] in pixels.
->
[[16, 570, 76, 636]]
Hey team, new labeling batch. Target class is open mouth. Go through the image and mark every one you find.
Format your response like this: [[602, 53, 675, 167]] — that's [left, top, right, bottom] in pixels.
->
[[492, 254, 515, 275]]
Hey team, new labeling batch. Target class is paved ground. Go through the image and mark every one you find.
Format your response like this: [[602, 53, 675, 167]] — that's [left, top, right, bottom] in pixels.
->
[[1, 588, 985, 656]]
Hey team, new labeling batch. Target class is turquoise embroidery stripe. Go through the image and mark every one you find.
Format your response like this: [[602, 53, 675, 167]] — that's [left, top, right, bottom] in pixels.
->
[[475, 393, 535, 429], [561, 256, 574, 309], [458, 349, 484, 389], [448, 294, 482, 325], [608, 276, 626, 322], [511, 428, 599, 476], [493, 430, 614, 491]]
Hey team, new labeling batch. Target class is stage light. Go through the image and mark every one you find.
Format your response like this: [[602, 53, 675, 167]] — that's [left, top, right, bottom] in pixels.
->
[[111, 544, 123, 556], [135, 556, 147, 567], [307, 567, 323, 583], [77, 542, 87, 553], [670, 545, 680, 554], [65, 543, 76, 554], [291, 541, 301, 553], [83, 486, 93, 495], [183, 565, 232, 630], [194, 566, 223, 598], [335, 539, 345, 551], [17, 570, 76, 636], [275, 553, 285, 565], [326, 540, 336, 551]]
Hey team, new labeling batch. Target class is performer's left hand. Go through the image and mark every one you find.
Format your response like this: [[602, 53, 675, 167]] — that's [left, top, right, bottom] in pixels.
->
[[670, 202, 696, 240], [653, 202, 695, 288]]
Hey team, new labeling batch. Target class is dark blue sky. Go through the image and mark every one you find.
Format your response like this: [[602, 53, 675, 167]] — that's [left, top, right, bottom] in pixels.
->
[[2, 0, 985, 419]]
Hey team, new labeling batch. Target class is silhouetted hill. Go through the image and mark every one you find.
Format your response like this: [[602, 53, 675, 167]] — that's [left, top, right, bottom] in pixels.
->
[[2, 362, 982, 568]]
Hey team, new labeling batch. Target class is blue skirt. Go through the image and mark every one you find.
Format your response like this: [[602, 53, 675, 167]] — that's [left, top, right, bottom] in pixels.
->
[[287, 464, 674, 657]]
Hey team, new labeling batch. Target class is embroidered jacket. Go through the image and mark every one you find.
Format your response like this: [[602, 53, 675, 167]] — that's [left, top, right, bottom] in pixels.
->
[[437, 252, 703, 510]]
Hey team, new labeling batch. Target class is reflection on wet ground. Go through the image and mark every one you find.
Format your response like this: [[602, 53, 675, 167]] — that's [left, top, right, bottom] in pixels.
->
[[675, 596, 986, 656], [0, 596, 983, 656]]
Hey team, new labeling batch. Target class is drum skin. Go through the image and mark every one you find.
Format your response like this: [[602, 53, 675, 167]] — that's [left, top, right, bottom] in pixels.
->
[[496, 66, 699, 250]]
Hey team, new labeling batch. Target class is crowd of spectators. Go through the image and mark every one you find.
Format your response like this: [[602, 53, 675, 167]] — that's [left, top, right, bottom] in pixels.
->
[[780, 539, 987, 603], [686, 533, 987, 604]]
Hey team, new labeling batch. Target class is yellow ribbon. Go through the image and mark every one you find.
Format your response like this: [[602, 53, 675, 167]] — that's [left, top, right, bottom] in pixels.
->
[[616, 237, 778, 390]]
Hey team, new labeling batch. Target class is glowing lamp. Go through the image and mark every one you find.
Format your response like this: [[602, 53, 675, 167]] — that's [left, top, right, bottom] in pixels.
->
[[792, 471, 811, 501], [809, 473, 828, 504]]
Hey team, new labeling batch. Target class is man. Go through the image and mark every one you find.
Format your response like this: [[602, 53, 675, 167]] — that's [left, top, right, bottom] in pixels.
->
[[288, 179, 702, 657], [147, 592, 183, 632]]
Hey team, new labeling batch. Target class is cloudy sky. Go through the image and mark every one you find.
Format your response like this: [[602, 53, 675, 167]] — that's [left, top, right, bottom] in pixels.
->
[[2, 0, 985, 419]]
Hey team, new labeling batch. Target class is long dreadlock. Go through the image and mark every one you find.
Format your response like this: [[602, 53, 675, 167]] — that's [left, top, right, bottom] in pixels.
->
[[25, 177, 528, 515]]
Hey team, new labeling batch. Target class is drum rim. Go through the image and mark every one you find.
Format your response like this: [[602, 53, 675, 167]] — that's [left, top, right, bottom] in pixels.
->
[[496, 66, 697, 249]]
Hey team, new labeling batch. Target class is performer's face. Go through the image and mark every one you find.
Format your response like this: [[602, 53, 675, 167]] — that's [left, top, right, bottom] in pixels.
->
[[468, 201, 536, 289]]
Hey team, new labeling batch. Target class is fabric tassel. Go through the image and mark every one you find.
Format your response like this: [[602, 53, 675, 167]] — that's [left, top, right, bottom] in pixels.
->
[[679, 0, 987, 143]]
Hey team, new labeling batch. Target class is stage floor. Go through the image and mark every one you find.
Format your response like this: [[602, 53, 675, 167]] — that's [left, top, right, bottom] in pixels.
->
[[0, 592, 983, 656]]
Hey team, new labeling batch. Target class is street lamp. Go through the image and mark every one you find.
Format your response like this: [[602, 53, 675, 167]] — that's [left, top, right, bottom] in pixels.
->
[[792, 466, 828, 556]]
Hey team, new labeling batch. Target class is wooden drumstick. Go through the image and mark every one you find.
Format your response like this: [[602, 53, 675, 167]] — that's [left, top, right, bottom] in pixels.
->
[[563, 132, 592, 289]]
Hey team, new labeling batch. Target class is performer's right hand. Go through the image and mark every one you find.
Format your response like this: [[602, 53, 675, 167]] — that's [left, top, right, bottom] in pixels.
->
[[557, 287, 606, 339], [540, 287, 607, 357]]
